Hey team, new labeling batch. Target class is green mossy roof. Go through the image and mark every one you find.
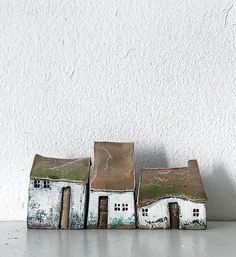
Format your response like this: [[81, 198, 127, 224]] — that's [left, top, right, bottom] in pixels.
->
[[138, 160, 207, 206], [30, 154, 91, 183]]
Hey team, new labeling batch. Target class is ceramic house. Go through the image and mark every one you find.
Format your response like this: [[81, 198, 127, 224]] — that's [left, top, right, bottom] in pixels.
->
[[87, 142, 136, 229], [27, 154, 91, 229], [137, 160, 207, 230]]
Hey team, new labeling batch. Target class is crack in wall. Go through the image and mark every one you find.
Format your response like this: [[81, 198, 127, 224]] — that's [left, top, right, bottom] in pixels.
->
[[224, 5, 233, 27]]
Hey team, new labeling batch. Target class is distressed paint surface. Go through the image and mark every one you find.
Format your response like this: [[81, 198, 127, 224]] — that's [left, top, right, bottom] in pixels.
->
[[87, 191, 135, 229], [91, 142, 135, 191], [139, 160, 207, 206], [137, 198, 206, 230], [31, 155, 90, 183], [27, 179, 87, 229]]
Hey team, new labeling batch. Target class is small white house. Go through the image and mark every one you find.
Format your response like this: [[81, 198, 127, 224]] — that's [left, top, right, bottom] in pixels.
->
[[87, 142, 136, 229], [137, 160, 207, 230], [27, 154, 91, 229]]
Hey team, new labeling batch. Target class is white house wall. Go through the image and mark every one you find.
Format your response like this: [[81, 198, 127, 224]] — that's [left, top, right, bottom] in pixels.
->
[[87, 191, 135, 228], [27, 179, 87, 229], [137, 198, 206, 230]]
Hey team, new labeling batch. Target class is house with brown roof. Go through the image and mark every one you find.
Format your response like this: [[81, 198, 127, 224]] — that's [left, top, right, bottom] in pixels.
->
[[137, 160, 207, 230], [87, 142, 136, 229], [27, 154, 91, 229]]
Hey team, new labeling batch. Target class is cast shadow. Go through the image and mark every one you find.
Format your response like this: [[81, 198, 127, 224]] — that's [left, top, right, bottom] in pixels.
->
[[134, 144, 168, 196], [204, 163, 236, 221], [135, 144, 168, 171]]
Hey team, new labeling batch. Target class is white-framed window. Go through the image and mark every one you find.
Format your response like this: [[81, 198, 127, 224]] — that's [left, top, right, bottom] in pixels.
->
[[193, 208, 199, 217], [34, 180, 40, 188], [142, 208, 148, 216], [122, 203, 128, 211], [114, 203, 121, 211], [43, 180, 50, 189]]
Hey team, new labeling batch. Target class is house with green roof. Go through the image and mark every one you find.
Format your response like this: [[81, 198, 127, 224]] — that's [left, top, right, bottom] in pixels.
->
[[27, 154, 91, 229], [137, 160, 207, 230]]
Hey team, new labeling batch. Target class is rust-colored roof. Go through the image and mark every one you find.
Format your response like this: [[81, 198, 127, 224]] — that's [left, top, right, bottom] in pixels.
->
[[30, 154, 91, 183], [138, 160, 207, 207], [90, 142, 135, 191]]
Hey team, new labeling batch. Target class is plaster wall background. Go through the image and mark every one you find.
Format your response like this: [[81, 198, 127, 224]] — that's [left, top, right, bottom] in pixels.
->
[[0, 0, 236, 221]]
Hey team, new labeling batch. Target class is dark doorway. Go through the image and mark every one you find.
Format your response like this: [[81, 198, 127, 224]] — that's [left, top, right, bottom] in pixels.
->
[[59, 187, 71, 229], [98, 196, 108, 229], [169, 203, 179, 229]]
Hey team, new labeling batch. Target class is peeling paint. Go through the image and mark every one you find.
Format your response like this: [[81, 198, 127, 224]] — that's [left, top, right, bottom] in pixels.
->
[[27, 179, 87, 229], [87, 191, 136, 229], [137, 197, 206, 230]]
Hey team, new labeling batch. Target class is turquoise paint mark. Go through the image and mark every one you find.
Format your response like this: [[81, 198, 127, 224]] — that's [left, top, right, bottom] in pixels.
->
[[87, 212, 97, 225], [110, 218, 135, 228]]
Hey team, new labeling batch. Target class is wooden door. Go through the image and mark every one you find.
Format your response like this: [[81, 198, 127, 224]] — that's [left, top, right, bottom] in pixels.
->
[[60, 187, 71, 229], [169, 203, 179, 229], [98, 196, 108, 229]]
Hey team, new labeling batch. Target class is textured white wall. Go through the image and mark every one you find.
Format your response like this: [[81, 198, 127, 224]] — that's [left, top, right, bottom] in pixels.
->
[[28, 180, 87, 229], [87, 191, 135, 228], [137, 198, 206, 229], [0, 1, 235, 221]]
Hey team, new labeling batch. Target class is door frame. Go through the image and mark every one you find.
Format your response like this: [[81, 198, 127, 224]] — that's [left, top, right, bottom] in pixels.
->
[[169, 202, 179, 229], [59, 186, 71, 229], [97, 196, 108, 229]]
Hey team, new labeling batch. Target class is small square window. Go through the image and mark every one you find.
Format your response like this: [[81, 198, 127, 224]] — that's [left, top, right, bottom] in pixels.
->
[[44, 180, 50, 189], [193, 208, 199, 217], [122, 203, 128, 211], [34, 180, 40, 188], [142, 208, 148, 216], [114, 203, 120, 211]]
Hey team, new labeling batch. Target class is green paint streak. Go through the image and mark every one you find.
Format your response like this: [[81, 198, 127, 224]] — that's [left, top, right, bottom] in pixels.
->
[[87, 212, 97, 226], [110, 218, 135, 229]]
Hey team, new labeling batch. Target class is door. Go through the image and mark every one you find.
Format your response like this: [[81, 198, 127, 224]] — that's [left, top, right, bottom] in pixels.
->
[[59, 187, 71, 229], [98, 196, 108, 229], [169, 203, 179, 229]]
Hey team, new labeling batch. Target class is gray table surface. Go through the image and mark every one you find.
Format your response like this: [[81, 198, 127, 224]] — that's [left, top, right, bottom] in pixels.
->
[[0, 221, 234, 257]]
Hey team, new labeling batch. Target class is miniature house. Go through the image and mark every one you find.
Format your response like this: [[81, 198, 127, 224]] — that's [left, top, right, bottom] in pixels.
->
[[27, 154, 91, 229], [87, 142, 136, 229], [137, 160, 207, 230]]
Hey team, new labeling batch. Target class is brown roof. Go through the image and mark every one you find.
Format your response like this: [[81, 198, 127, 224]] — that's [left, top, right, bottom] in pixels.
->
[[138, 160, 207, 207], [90, 142, 135, 191]]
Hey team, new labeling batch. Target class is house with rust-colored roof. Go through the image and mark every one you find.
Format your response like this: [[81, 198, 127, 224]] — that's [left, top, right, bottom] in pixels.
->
[[87, 142, 136, 229], [137, 160, 207, 230], [27, 154, 91, 229]]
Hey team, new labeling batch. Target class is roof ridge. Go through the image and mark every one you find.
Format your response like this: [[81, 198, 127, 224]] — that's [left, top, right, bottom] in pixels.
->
[[141, 167, 187, 171]]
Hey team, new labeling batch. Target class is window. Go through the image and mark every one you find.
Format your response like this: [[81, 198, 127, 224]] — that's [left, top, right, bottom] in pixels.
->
[[193, 209, 199, 217], [142, 208, 148, 216], [122, 204, 128, 211], [34, 180, 40, 188], [43, 180, 50, 189], [114, 203, 120, 211]]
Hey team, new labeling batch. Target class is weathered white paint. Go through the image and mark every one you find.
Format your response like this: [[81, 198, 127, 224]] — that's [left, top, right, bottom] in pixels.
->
[[27, 179, 87, 229], [87, 191, 135, 228], [137, 198, 206, 229]]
